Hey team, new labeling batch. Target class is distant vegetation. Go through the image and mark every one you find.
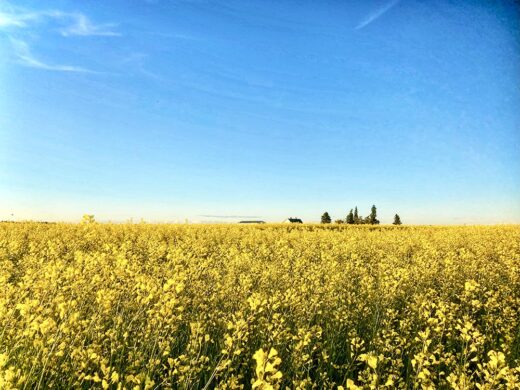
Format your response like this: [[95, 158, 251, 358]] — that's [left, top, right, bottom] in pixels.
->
[[322, 205, 402, 225], [320, 212, 332, 224]]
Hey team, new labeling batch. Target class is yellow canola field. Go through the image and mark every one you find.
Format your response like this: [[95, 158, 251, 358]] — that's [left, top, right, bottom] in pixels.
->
[[0, 223, 519, 389]]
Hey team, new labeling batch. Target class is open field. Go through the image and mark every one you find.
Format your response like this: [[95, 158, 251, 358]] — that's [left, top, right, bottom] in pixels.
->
[[1, 223, 519, 388]]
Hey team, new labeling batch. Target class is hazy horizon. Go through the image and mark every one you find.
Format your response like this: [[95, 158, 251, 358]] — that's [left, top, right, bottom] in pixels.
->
[[1, 0, 519, 224]]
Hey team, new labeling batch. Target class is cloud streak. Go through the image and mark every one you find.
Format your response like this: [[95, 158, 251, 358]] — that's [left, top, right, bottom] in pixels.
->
[[0, 11, 38, 27], [355, 0, 400, 30], [10, 38, 94, 73], [0, 9, 120, 36], [199, 215, 262, 219], [51, 12, 121, 37]]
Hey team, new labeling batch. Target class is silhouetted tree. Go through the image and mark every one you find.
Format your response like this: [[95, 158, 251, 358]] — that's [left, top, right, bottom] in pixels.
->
[[335, 219, 344, 224], [321, 212, 331, 224], [369, 205, 380, 225], [354, 207, 359, 224], [393, 214, 402, 225], [346, 209, 354, 224]]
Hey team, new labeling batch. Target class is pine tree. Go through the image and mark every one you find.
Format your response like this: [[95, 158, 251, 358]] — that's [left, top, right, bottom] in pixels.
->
[[354, 207, 359, 224], [346, 209, 354, 224], [321, 212, 331, 224], [393, 214, 402, 225], [369, 205, 380, 225]]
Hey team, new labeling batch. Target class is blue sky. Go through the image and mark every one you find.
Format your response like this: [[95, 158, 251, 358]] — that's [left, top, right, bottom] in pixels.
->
[[1, 0, 519, 223]]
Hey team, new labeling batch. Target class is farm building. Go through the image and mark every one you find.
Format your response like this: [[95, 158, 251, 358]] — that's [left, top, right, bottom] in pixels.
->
[[283, 218, 303, 223]]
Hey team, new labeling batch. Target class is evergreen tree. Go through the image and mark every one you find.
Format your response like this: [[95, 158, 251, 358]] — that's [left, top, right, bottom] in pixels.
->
[[321, 212, 332, 224], [354, 207, 359, 224], [346, 209, 354, 224], [369, 205, 380, 225], [393, 214, 402, 225]]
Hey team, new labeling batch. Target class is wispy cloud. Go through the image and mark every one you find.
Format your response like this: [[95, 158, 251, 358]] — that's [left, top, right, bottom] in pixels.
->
[[355, 0, 400, 30], [199, 215, 262, 219], [0, 11, 38, 27], [51, 12, 121, 37], [0, 9, 120, 36], [10, 38, 94, 73], [1, 6, 116, 73]]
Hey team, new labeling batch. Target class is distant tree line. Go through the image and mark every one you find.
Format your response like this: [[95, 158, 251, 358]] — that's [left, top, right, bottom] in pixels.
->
[[321, 205, 402, 225]]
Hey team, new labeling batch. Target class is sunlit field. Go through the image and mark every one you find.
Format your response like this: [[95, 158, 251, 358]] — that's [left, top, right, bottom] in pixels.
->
[[1, 223, 519, 388]]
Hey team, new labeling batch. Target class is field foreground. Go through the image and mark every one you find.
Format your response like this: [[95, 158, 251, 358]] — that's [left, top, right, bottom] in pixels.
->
[[1, 223, 519, 389]]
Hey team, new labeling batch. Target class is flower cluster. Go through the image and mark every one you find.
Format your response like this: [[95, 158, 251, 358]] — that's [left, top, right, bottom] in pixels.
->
[[0, 223, 519, 388]]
